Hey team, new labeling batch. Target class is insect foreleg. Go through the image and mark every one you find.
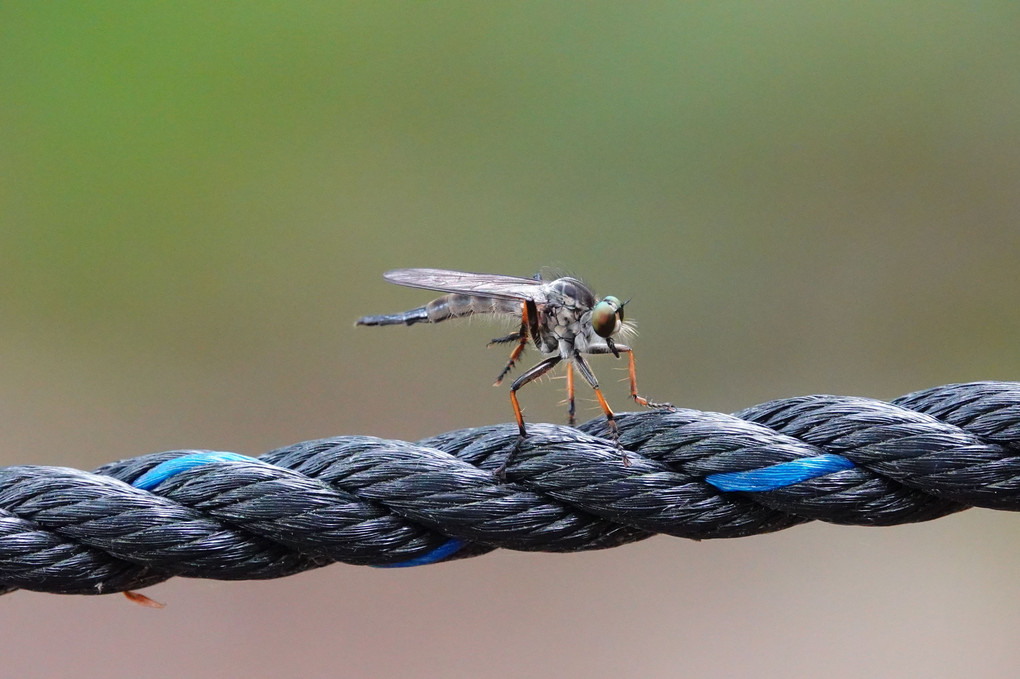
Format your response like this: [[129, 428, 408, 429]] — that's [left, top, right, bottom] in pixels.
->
[[585, 343, 673, 410]]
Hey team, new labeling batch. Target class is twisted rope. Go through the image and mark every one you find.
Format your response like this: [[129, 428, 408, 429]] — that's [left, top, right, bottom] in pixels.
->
[[2, 381, 1018, 596]]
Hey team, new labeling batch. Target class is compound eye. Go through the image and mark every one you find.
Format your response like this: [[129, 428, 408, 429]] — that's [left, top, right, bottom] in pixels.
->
[[592, 297, 621, 338], [605, 295, 624, 323]]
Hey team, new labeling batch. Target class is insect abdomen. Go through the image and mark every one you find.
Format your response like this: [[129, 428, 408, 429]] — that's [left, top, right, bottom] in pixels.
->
[[357, 295, 521, 327], [424, 294, 519, 322], [356, 307, 431, 326]]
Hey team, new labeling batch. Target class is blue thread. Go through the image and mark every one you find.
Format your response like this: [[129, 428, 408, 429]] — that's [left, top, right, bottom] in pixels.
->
[[706, 454, 855, 492], [135, 452, 466, 566], [375, 539, 466, 568], [132, 451, 257, 490]]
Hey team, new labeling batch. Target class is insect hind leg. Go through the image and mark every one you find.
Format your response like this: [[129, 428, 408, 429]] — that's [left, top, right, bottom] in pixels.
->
[[493, 355, 561, 480]]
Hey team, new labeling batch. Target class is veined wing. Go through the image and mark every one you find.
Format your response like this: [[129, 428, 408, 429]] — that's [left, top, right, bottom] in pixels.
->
[[382, 268, 549, 303]]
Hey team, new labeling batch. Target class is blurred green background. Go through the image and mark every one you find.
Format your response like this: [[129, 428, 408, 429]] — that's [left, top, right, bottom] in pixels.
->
[[2, 3, 1019, 678]]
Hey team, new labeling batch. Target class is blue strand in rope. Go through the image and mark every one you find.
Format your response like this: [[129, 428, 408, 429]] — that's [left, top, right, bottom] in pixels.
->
[[131, 450, 466, 567], [132, 451, 257, 490], [705, 453, 855, 492], [384, 454, 856, 565], [132, 450, 855, 565], [373, 538, 467, 568]]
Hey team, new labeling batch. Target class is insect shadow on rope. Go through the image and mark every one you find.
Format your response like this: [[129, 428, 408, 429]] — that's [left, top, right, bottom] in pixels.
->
[[356, 268, 673, 478]]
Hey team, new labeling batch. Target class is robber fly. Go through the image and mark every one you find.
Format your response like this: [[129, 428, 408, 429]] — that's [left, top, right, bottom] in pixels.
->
[[357, 268, 671, 467]]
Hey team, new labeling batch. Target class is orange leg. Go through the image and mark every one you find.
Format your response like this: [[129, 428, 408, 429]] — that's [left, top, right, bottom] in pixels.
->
[[566, 361, 576, 425], [507, 355, 561, 437], [591, 385, 620, 439], [491, 303, 531, 386], [510, 389, 526, 436], [624, 350, 673, 408], [572, 352, 628, 464], [495, 355, 562, 479], [494, 339, 528, 386], [587, 343, 673, 410]]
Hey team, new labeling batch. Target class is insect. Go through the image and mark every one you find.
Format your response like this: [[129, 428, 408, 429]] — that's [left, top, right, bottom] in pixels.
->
[[357, 268, 671, 470]]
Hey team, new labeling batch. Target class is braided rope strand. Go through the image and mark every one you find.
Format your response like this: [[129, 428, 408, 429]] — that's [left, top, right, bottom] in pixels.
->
[[1, 381, 1017, 596]]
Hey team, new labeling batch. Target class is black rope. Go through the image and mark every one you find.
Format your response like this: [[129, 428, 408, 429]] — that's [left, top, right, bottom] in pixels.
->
[[2, 381, 1018, 596]]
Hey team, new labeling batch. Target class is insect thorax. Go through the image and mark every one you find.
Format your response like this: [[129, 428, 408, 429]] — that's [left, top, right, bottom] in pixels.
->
[[536, 277, 597, 356]]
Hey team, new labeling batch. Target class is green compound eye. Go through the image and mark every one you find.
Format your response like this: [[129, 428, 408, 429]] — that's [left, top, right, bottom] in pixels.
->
[[592, 296, 622, 338]]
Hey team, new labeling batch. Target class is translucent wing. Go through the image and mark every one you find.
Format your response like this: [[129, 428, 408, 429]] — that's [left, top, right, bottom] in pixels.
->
[[382, 268, 550, 303]]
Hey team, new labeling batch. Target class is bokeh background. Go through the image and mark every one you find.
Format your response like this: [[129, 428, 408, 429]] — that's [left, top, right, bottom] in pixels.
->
[[2, 3, 1019, 678]]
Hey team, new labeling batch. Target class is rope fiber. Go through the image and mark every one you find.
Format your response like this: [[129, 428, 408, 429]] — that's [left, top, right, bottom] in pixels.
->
[[2, 381, 1019, 596]]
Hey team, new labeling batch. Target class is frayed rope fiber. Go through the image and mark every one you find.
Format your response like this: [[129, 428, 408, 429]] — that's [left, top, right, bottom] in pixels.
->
[[2, 381, 1019, 595]]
